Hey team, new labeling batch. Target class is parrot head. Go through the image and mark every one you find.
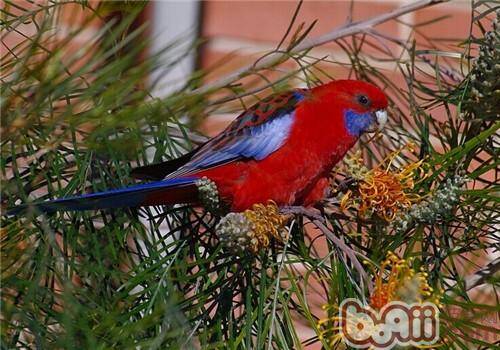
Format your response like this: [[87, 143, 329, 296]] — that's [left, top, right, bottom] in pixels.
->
[[312, 80, 389, 137]]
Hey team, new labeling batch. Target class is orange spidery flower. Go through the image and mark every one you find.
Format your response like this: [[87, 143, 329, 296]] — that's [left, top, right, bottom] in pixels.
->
[[369, 252, 409, 309], [341, 143, 428, 221], [368, 252, 437, 310]]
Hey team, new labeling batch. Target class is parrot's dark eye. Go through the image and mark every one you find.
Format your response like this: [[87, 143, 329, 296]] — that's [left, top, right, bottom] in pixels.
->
[[357, 94, 370, 106]]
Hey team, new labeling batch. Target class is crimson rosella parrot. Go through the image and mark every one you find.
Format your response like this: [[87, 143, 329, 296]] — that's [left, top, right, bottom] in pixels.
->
[[8, 80, 388, 215]]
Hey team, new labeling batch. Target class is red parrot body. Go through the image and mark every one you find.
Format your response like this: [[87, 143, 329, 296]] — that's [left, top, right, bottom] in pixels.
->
[[8, 80, 388, 215], [182, 80, 388, 211], [194, 98, 357, 211]]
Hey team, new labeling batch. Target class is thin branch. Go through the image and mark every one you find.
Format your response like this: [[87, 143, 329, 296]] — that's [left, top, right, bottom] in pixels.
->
[[280, 206, 323, 221], [167, 126, 208, 145], [462, 257, 500, 292], [281, 205, 372, 294], [190, 0, 448, 96], [312, 218, 372, 294]]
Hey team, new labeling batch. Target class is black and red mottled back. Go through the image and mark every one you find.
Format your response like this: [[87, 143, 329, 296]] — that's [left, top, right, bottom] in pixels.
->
[[224, 88, 308, 132]]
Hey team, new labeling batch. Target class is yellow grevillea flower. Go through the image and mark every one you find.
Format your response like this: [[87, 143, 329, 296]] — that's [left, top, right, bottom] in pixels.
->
[[368, 251, 439, 310], [316, 303, 345, 348], [217, 201, 287, 254], [340, 144, 428, 221], [243, 202, 287, 252]]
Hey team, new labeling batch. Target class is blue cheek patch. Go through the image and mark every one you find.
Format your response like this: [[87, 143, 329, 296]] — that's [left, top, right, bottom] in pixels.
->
[[344, 109, 373, 137]]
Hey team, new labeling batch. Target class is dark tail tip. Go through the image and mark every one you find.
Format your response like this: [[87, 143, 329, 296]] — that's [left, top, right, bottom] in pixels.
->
[[5, 204, 28, 216]]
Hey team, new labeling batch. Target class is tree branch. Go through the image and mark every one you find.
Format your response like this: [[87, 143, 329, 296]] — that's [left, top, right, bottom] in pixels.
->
[[311, 218, 371, 293], [282, 205, 373, 294], [190, 0, 448, 96], [462, 257, 500, 292]]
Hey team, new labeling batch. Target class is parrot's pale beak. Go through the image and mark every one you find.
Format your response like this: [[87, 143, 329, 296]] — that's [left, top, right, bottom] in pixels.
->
[[375, 109, 387, 130], [365, 109, 388, 133]]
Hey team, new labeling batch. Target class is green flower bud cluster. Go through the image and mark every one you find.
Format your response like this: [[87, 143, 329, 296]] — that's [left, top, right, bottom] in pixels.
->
[[216, 213, 256, 255], [464, 10, 500, 120], [216, 202, 286, 255], [392, 175, 467, 233], [195, 177, 220, 213]]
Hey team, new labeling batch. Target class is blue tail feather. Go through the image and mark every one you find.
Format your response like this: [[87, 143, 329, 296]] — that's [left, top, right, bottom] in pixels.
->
[[7, 177, 198, 215]]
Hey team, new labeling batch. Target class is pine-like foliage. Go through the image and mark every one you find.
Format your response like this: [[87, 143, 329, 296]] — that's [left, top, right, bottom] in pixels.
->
[[1, 1, 498, 349]]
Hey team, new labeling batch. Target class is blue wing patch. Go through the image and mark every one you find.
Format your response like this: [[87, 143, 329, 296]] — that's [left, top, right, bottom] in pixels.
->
[[170, 111, 296, 177]]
